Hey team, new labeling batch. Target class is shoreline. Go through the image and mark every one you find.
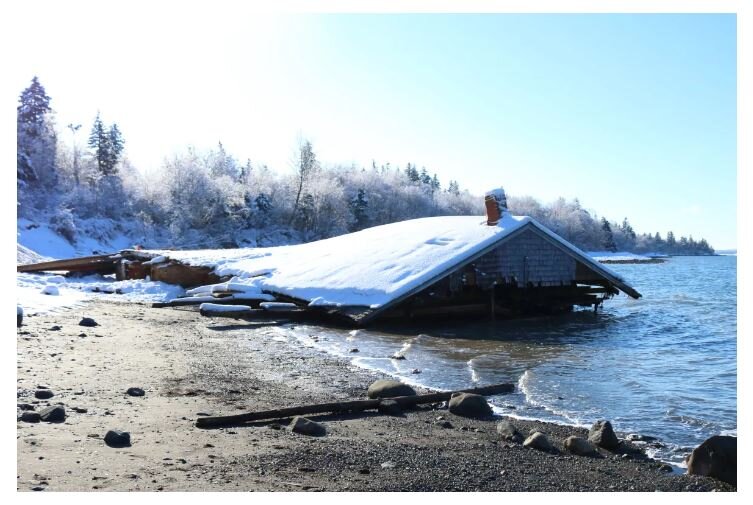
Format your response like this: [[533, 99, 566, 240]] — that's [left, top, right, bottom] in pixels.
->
[[17, 300, 734, 491]]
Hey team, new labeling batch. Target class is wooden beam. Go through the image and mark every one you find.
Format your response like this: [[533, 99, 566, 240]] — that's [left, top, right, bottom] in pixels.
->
[[195, 382, 515, 428], [17, 253, 119, 273]]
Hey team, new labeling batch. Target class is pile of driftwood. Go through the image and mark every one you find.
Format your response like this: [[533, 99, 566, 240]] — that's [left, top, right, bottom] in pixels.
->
[[196, 383, 514, 428]]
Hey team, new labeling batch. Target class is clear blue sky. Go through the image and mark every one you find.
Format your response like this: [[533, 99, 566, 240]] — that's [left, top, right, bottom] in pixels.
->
[[10, 10, 737, 248]]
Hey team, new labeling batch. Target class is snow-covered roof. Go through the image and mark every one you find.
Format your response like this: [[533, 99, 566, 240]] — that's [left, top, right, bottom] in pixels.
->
[[147, 214, 639, 313]]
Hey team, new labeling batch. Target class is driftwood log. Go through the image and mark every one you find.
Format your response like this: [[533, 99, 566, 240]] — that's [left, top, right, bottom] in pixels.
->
[[196, 382, 514, 428]]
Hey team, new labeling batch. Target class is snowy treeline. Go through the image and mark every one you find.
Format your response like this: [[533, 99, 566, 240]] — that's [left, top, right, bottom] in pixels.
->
[[17, 77, 714, 255]]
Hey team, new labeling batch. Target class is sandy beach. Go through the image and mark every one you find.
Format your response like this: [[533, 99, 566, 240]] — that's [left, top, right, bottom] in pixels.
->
[[16, 299, 734, 492]]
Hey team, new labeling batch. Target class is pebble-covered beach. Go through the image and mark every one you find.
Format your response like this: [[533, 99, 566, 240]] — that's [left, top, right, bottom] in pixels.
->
[[17, 300, 735, 492]]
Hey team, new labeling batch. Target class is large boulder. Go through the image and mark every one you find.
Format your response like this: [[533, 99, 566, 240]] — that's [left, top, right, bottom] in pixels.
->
[[367, 380, 416, 399], [564, 436, 599, 457], [588, 420, 620, 450], [448, 393, 493, 419], [289, 416, 326, 437], [686, 435, 736, 485], [523, 432, 552, 452], [496, 421, 523, 443]]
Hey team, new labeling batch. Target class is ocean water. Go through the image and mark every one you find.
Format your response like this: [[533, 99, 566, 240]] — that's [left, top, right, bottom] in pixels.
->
[[280, 256, 737, 466]]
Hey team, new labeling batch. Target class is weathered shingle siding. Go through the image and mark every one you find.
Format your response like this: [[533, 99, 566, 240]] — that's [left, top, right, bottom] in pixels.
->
[[476, 229, 576, 288]]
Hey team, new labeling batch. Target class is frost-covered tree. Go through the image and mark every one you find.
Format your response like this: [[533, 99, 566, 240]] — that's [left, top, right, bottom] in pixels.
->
[[17, 76, 58, 201], [290, 139, 318, 225]]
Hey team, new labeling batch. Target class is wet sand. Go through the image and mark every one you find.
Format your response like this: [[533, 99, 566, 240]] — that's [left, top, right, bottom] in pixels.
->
[[16, 300, 734, 492]]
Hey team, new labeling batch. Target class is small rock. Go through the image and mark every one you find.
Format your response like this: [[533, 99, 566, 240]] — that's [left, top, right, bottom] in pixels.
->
[[448, 392, 492, 419], [104, 430, 131, 448], [78, 333, 87, 337], [17, 403, 35, 411], [288, 416, 326, 436], [496, 421, 524, 443], [588, 420, 620, 450], [626, 433, 657, 442], [411, 369, 421, 374], [380, 461, 395, 469], [377, 399, 403, 416], [564, 436, 600, 457], [686, 435, 736, 485], [79, 317, 98, 327], [349, 348, 359, 353], [358, 468, 370, 475], [658, 464, 674, 473], [126, 387, 145, 397], [436, 420, 453, 429], [523, 432, 552, 452], [48, 325, 62, 331], [34, 389, 54, 400], [72, 407, 88, 413], [20, 411, 41, 423], [39, 405, 66, 423], [367, 380, 416, 399]]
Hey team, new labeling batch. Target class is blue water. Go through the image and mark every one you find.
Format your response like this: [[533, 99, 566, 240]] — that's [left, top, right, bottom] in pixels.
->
[[281, 256, 736, 466]]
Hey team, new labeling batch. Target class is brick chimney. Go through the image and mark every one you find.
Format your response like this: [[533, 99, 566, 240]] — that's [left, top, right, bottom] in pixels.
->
[[484, 187, 508, 226]]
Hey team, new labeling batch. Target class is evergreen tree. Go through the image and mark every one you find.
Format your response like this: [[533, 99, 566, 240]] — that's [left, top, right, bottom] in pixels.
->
[[431, 173, 441, 192], [17, 76, 57, 193], [88, 113, 124, 176], [666, 231, 676, 248], [447, 180, 460, 196], [349, 188, 369, 231], [405, 163, 419, 183], [17, 76, 52, 136], [601, 217, 617, 252], [419, 167, 431, 186]]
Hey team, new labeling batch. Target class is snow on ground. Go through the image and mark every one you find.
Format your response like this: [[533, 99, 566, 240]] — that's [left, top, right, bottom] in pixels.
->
[[145, 214, 628, 309], [17, 272, 184, 316]]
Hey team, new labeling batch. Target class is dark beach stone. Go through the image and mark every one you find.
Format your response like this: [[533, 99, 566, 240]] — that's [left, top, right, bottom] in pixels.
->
[[48, 325, 62, 331], [104, 430, 132, 448], [448, 392, 492, 419], [588, 420, 620, 450], [18, 403, 35, 411], [79, 317, 98, 327], [39, 405, 66, 423], [686, 435, 736, 485], [377, 399, 403, 416], [564, 436, 600, 457], [72, 407, 88, 413], [34, 389, 54, 400], [20, 411, 41, 423], [658, 463, 674, 473], [523, 432, 552, 452], [366, 380, 416, 399], [349, 348, 359, 353], [411, 368, 421, 374], [288, 416, 326, 437], [126, 387, 145, 397], [496, 420, 523, 443]]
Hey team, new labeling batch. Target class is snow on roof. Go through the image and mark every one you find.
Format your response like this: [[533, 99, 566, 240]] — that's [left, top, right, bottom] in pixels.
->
[[150, 215, 532, 308], [148, 214, 638, 308]]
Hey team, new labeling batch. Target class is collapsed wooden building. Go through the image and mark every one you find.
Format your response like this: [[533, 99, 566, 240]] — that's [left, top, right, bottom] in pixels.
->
[[17, 189, 641, 326]]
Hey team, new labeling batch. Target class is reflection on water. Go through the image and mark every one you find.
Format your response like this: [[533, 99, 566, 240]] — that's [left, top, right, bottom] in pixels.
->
[[272, 256, 736, 466]]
